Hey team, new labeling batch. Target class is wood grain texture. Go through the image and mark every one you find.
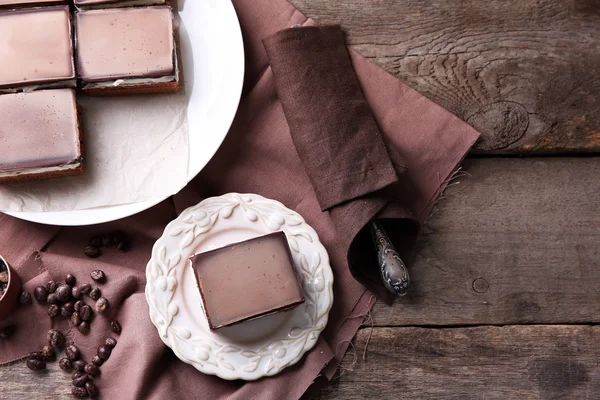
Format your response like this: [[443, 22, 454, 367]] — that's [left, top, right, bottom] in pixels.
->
[[0, 359, 72, 399], [371, 157, 600, 326], [308, 326, 600, 400], [290, 0, 600, 154]]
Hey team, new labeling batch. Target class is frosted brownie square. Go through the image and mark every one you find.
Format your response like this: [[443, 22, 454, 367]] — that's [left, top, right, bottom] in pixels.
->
[[0, 6, 75, 92], [0, 89, 83, 183], [75, 6, 179, 95]]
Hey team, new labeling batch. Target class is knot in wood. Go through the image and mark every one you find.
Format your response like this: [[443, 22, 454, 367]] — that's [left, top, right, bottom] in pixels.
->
[[468, 101, 529, 150], [472, 277, 489, 293]]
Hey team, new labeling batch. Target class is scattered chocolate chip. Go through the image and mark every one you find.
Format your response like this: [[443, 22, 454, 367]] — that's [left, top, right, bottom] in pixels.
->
[[59, 357, 73, 371], [47, 293, 59, 305], [90, 270, 106, 284], [72, 370, 85, 380], [72, 372, 90, 387], [110, 320, 121, 335], [0, 271, 8, 283], [71, 311, 82, 327], [26, 357, 46, 371], [65, 274, 77, 286], [0, 325, 15, 340], [105, 337, 117, 349], [91, 355, 104, 367], [84, 246, 101, 259], [80, 305, 93, 321], [56, 284, 71, 302], [66, 344, 81, 361], [117, 240, 131, 252], [29, 351, 44, 361], [101, 235, 113, 247], [84, 363, 100, 377], [95, 297, 109, 314], [72, 386, 89, 398], [41, 345, 56, 362], [18, 291, 32, 305], [86, 381, 99, 399], [34, 286, 49, 303], [47, 329, 65, 348], [89, 288, 101, 301], [72, 286, 83, 300], [80, 283, 92, 295], [73, 359, 87, 372], [78, 321, 90, 335], [63, 301, 75, 314], [97, 345, 112, 361], [74, 300, 85, 312], [47, 304, 60, 318], [89, 236, 103, 248], [46, 280, 57, 293]]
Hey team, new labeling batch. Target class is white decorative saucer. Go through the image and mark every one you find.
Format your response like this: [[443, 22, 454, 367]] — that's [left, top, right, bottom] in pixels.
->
[[145, 193, 334, 381]]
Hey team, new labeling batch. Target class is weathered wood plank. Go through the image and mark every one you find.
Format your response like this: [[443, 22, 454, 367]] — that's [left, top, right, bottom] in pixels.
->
[[290, 0, 600, 154], [309, 326, 600, 400], [371, 157, 600, 326], [0, 359, 71, 399]]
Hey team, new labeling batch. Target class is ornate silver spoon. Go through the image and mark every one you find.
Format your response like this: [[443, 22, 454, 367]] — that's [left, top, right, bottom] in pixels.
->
[[369, 220, 410, 296]]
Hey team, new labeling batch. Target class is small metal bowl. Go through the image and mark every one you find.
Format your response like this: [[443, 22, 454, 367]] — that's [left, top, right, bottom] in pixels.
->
[[0, 256, 22, 320]]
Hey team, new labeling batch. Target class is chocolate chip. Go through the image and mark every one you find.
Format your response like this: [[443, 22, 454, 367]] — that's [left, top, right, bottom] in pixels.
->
[[80, 305, 93, 321], [72, 286, 83, 300], [0, 325, 15, 340], [46, 280, 56, 293], [59, 357, 73, 371], [74, 300, 85, 312], [47, 304, 60, 318], [91, 355, 103, 367], [89, 288, 101, 301], [56, 284, 71, 302], [63, 301, 75, 314], [29, 351, 44, 361], [72, 372, 90, 387], [65, 274, 77, 286], [41, 345, 56, 362], [110, 320, 121, 335], [86, 381, 99, 399], [72, 386, 89, 398], [26, 357, 46, 371], [89, 236, 103, 248], [80, 283, 92, 295], [18, 291, 32, 305], [73, 359, 87, 372], [101, 235, 113, 247], [47, 293, 59, 305], [84, 363, 100, 377], [34, 286, 49, 303], [71, 311, 82, 327], [78, 321, 90, 335], [84, 246, 101, 258], [65, 344, 81, 361], [90, 270, 106, 284], [47, 329, 65, 348], [105, 337, 117, 348], [97, 345, 112, 361], [95, 297, 109, 314], [72, 370, 85, 380]]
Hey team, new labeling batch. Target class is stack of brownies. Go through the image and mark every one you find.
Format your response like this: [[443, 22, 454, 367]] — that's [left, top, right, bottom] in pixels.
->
[[0, 0, 179, 183]]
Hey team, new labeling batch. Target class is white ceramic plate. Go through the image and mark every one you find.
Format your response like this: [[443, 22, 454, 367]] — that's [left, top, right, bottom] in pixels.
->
[[6, 0, 245, 226], [145, 193, 334, 380]]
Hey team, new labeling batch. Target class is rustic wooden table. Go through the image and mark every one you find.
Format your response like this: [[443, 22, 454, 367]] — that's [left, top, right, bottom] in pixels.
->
[[2, 1, 599, 399]]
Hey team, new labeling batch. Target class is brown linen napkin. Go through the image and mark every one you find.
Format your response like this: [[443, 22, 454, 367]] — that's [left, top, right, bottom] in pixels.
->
[[0, 0, 479, 399], [264, 25, 479, 293]]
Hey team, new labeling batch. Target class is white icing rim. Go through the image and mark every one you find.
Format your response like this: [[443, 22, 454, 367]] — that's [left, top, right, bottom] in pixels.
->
[[0, 161, 81, 178]]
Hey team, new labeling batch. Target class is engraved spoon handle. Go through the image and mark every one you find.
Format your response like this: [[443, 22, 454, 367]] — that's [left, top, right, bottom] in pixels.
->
[[369, 220, 410, 296]]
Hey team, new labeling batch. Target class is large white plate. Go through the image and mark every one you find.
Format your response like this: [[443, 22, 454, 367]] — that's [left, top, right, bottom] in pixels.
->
[[145, 193, 334, 380], [6, 0, 245, 226]]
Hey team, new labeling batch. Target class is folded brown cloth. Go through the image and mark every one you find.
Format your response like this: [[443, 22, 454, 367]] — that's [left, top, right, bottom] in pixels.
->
[[264, 25, 478, 294], [0, 1, 479, 399]]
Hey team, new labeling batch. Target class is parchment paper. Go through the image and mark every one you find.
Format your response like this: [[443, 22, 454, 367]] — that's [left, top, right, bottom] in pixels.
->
[[0, 91, 189, 212]]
